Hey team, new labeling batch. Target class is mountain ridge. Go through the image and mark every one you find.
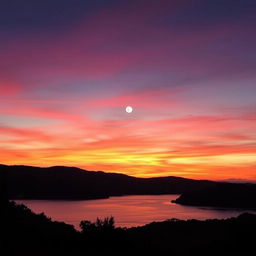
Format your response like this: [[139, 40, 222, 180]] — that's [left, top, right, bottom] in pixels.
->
[[0, 163, 211, 181], [0, 164, 216, 200]]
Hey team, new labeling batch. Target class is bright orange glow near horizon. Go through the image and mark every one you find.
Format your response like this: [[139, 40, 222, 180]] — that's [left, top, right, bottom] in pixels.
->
[[0, 0, 256, 181], [1, 107, 255, 181]]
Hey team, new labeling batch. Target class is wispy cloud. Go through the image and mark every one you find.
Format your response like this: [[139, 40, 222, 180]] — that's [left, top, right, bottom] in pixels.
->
[[0, 0, 255, 180]]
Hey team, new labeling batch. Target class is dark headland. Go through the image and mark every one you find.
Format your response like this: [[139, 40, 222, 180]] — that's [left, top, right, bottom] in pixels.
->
[[173, 182, 256, 209]]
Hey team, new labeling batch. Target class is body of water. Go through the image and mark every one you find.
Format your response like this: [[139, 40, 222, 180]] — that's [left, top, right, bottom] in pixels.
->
[[16, 195, 256, 229]]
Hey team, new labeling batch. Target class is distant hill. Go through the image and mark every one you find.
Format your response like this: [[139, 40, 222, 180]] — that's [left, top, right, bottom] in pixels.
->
[[220, 178, 256, 184], [173, 182, 256, 209], [0, 164, 215, 200]]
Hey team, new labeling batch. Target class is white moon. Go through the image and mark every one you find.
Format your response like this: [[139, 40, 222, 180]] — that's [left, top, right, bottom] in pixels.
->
[[126, 106, 133, 113]]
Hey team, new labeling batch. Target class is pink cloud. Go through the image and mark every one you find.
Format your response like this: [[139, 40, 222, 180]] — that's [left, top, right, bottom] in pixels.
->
[[0, 80, 23, 96], [0, 125, 53, 142], [89, 89, 179, 108], [0, 103, 88, 123], [1, 0, 253, 87]]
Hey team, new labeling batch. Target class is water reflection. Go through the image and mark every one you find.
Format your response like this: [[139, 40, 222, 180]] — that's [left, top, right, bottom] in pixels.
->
[[16, 195, 256, 229]]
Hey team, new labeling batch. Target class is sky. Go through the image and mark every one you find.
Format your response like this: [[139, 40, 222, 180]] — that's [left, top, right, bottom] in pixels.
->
[[0, 0, 256, 180]]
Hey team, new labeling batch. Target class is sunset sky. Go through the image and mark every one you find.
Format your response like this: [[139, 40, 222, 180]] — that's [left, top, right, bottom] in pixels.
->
[[0, 0, 255, 180]]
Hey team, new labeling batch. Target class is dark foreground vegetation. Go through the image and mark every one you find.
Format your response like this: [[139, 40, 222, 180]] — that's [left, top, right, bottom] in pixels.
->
[[2, 199, 256, 256], [173, 182, 256, 209]]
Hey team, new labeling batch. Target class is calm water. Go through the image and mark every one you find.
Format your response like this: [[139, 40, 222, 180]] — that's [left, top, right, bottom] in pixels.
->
[[16, 195, 256, 229]]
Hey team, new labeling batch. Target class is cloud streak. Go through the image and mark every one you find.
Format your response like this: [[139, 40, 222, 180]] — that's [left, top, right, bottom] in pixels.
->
[[0, 0, 255, 180]]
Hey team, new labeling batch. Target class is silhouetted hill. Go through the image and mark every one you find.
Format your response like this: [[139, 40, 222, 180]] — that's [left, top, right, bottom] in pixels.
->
[[3, 199, 256, 256], [2, 199, 78, 255], [124, 212, 256, 255], [0, 164, 215, 200], [173, 182, 256, 208]]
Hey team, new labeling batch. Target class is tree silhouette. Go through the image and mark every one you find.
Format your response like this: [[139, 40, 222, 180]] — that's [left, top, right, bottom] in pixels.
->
[[80, 216, 115, 233]]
